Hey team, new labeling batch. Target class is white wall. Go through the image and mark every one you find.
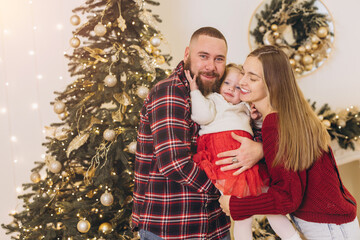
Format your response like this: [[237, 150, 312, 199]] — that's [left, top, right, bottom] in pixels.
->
[[0, 0, 359, 238]]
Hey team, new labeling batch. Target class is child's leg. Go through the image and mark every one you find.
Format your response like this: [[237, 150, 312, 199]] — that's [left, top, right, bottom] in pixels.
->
[[233, 217, 253, 240], [267, 215, 301, 240]]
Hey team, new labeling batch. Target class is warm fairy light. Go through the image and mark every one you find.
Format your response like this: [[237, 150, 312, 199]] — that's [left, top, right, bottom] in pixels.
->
[[37, 74, 43, 79], [11, 210, 17, 215], [1, 107, 7, 114], [16, 187, 22, 193], [59, 76, 63, 80], [31, 103, 39, 109], [5, 82, 9, 86], [28, 0, 33, 4], [33, 26, 37, 31], [56, 24, 63, 30], [28, 50, 35, 56], [10, 136, 17, 142], [3, 29, 10, 35], [13, 159, 18, 163], [41, 154, 45, 159]]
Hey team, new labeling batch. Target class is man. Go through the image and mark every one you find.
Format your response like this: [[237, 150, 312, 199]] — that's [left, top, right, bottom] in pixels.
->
[[132, 27, 262, 240]]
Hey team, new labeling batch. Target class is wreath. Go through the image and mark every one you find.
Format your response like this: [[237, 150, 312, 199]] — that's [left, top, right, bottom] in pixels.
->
[[249, 0, 334, 77]]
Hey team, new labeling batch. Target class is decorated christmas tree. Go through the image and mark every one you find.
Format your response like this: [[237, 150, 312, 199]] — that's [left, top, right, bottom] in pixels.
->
[[2, 0, 171, 239]]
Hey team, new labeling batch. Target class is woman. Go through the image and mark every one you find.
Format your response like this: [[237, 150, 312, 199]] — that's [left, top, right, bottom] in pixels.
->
[[218, 45, 360, 239]]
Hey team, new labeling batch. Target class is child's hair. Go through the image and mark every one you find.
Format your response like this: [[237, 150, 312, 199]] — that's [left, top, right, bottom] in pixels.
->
[[216, 63, 243, 92]]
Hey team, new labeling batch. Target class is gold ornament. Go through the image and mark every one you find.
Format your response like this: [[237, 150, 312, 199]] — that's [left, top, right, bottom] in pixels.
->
[[58, 111, 68, 121], [77, 219, 91, 233], [103, 129, 116, 141], [30, 172, 41, 183], [272, 31, 279, 38], [293, 54, 302, 62], [337, 119, 346, 127], [94, 23, 107, 37], [302, 55, 313, 65], [317, 27, 328, 38], [322, 119, 331, 128], [66, 132, 90, 157], [275, 38, 282, 45], [54, 101, 66, 114], [304, 64, 313, 71], [136, 86, 149, 99], [298, 46, 306, 54], [114, 92, 132, 106], [70, 37, 80, 48], [48, 161, 62, 174], [156, 55, 166, 65], [112, 109, 124, 122], [311, 43, 319, 50], [150, 36, 161, 47], [99, 222, 112, 234], [70, 15, 80, 26], [305, 43, 312, 52], [127, 141, 137, 154], [311, 35, 320, 43], [104, 74, 117, 87], [289, 59, 296, 67], [117, 16, 127, 32], [295, 68, 302, 74], [271, 24, 278, 31], [100, 191, 114, 206], [259, 26, 266, 33]]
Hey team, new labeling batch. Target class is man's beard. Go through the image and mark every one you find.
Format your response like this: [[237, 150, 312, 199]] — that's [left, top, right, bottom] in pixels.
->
[[184, 59, 221, 96]]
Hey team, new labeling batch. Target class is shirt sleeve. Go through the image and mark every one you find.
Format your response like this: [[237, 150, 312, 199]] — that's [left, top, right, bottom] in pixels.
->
[[149, 85, 216, 194], [190, 90, 216, 125], [229, 120, 306, 220]]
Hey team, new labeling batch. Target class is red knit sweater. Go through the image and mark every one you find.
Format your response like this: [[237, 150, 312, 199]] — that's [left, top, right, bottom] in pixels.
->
[[229, 113, 357, 224]]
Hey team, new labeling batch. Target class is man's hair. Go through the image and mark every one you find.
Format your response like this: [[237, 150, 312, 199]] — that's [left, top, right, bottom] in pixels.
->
[[190, 27, 227, 47]]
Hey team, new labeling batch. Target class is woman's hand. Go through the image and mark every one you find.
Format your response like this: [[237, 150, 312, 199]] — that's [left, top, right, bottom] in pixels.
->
[[219, 195, 231, 216], [185, 70, 198, 91], [216, 132, 264, 175]]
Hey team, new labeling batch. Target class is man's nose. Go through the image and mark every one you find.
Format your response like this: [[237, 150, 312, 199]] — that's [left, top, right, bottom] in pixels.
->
[[205, 60, 215, 71]]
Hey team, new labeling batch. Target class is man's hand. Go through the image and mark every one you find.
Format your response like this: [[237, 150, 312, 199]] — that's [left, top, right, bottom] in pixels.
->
[[216, 132, 263, 175], [219, 195, 231, 216]]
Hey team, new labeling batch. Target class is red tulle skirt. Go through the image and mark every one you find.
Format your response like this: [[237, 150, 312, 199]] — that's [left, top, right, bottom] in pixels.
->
[[194, 130, 266, 198]]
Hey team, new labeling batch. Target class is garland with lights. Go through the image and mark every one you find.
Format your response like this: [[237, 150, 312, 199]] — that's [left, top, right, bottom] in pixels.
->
[[250, 0, 334, 77]]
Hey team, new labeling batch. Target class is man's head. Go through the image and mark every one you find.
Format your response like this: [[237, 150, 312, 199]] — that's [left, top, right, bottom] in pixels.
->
[[184, 27, 227, 96]]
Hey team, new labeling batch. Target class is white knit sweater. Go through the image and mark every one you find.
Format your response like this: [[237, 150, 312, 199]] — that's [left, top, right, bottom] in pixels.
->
[[190, 90, 261, 136]]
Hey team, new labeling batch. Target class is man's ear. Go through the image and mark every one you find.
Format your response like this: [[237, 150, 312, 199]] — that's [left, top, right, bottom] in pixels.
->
[[184, 46, 190, 62]]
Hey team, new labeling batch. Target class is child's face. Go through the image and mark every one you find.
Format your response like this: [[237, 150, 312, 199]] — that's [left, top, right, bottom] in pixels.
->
[[219, 68, 243, 105]]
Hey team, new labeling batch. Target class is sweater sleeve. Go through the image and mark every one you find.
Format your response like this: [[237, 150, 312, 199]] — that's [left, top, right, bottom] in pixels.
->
[[229, 114, 306, 220], [190, 90, 216, 125]]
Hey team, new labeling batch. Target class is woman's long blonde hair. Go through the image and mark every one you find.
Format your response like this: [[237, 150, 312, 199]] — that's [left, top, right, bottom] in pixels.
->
[[249, 45, 330, 171]]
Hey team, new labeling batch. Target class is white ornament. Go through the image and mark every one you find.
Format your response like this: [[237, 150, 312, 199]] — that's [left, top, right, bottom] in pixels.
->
[[259, 26, 266, 33], [100, 191, 114, 206], [49, 160, 62, 174], [150, 36, 161, 47], [103, 129, 116, 141], [136, 86, 149, 99], [54, 101, 66, 114], [77, 219, 91, 233], [128, 141, 137, 154], [69, 37, 80, 48], [94, 23, 107, 37], [70, 15, 80, 26], [104, 74, 117, 87], [30, 172, 41, 183], [293, 54, 302, 62]]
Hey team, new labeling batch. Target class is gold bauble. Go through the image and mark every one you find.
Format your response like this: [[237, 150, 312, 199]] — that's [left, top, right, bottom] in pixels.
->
[[103, 129, 116, 141], [48, 160, 62, 174], [305, 44, 312, 52], [295, 68, 302, 74], [100, 191, 114, 206], [54, 101, 66, 114], [77, 219, 91, 233], [70, 37, 80, 48], [99, 222, 112, 234], [94, 23, 107, 37], [302, 55, 313, 65], [337, 119, 346, 128], [127, 141, 137, 154], [271, 24, 278, 31], [58, 111, 68, 120], [322, 119, 331, 128], [136, 86, 149, 99], [30, 172, 41, 183], [289, 59, 296, 67], [293, 54, 302, 62], [259, 26, 266, 33], [70, 15, 80, 26], [311, 43, 319, 50], [156, 55, 166, 65], [150, 36, 161, 47], [272, 31, 279, 38], [317, 27, 328, 38], [298, 46, 306, 54], [311, 35, 320, 43], [104, 74, 117, 87], [304, 64, 313, 71]]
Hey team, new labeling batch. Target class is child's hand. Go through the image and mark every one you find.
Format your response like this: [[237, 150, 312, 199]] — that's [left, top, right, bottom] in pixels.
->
[[250, 103, 262, 120], [185, 70, 198, 91]]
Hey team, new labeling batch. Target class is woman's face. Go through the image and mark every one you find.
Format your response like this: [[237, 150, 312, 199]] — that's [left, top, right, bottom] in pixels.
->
[[239, 56, 269, 107]]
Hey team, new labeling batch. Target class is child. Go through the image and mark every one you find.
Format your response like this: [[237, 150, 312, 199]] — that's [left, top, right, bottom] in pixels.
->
[[185, 64, 301, 240]]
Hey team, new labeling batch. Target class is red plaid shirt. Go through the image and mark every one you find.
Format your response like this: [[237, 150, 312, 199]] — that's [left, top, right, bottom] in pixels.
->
[[132, 62, 230, 239]]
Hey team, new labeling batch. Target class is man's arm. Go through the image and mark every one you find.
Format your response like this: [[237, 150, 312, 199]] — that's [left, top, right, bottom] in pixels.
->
[[150, 84, 216, 193]]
